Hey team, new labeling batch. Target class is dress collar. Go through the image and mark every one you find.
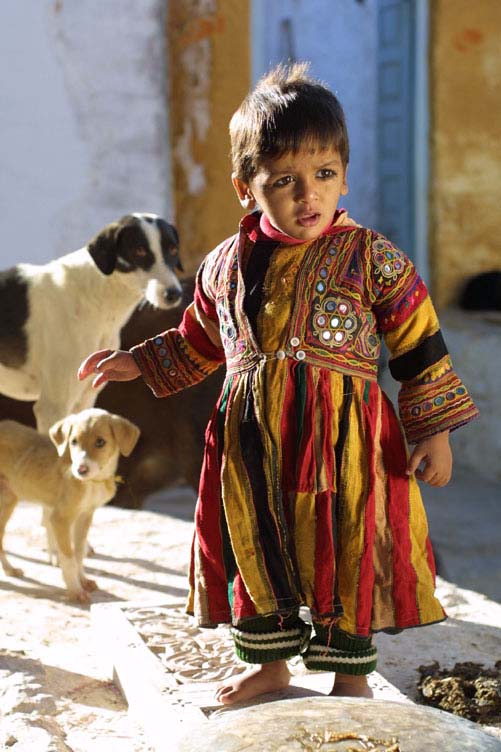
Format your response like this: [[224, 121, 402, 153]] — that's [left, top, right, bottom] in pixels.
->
[[242, 210, 357, 245]]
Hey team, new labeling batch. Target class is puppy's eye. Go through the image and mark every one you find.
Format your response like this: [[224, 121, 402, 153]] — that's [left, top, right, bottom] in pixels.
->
[[70, 438, 78, 446], [135, 247, 147, 258], [95, 437, 106, 448]]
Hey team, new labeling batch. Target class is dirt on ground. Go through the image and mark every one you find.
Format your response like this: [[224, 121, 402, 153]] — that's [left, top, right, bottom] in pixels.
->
[[417, 661, 501, 725]]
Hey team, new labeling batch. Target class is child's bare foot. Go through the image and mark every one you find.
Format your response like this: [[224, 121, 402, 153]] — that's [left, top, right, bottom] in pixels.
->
[[215, 660, 291, 705], [330, 673, 373, 698]]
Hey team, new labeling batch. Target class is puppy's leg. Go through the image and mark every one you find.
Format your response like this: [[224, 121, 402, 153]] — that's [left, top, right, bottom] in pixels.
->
[[45, 506, 95, 560], [42, 507, 59, 565], [73, 511, 98, 592], [0, 478, 24, 578], [49, 510, 90, 603]]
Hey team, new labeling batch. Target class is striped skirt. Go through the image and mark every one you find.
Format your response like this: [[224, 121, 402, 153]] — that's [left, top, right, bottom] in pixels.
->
[[187, 358, 445, 637]]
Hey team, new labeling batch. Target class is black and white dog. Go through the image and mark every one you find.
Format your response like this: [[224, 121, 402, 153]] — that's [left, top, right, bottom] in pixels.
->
[[0, 213, 183, 433]]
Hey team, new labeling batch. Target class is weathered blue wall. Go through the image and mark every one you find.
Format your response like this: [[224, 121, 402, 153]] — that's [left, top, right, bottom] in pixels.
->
[[252, 0, 378, 230]]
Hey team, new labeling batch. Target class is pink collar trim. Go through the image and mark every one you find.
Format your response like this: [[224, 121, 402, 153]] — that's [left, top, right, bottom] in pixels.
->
[[243, 210, 356, 245]]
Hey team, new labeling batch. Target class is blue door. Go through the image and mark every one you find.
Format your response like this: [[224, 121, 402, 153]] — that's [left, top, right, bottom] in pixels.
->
[[377, 0, 416, 259]]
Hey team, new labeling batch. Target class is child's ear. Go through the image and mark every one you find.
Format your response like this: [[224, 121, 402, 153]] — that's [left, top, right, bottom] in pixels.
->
[[232, 174, 256, 210], [341, 164, 349, 196]]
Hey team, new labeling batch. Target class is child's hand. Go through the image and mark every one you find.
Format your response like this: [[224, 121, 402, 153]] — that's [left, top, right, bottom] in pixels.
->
[[406, 430, 452, 487], [78, 349, 140, 389]]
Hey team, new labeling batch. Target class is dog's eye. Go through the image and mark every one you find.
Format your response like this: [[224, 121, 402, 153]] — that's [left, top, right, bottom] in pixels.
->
[[95, 437, 106, 448], [70, 438, 78, 446], [135, 247, 147, 258]]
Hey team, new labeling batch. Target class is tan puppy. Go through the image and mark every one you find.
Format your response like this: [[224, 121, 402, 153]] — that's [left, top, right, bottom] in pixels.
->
[[0, 408, 140, 603]]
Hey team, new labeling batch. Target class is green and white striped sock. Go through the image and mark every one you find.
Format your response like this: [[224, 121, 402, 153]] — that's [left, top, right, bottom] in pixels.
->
[[231, 622, 310, 664]]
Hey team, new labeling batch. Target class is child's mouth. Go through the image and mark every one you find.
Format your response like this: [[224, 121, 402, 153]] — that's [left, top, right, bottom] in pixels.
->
[[297, 213, 320, 227]]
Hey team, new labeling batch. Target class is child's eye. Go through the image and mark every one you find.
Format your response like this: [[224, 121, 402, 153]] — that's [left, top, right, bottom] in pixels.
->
[[317, 169, 336, 179], [273, 175, 295, 188]]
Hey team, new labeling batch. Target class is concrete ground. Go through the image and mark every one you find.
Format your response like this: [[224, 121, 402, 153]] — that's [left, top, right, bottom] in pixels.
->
[[420, 467, 501, 603]]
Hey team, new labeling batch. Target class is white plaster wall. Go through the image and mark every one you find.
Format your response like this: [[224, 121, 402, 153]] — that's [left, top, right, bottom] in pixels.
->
[[0, 0, 172, 266], [252, 0, 378, 229]]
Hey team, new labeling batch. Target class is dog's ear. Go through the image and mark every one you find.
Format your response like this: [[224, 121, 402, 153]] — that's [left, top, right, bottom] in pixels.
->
[[49, 417, 72, 457], [169, 224, 180, 248], [159, 219, 183, 272], [109, 415, 141, 457], [87, 222, 121, 275]]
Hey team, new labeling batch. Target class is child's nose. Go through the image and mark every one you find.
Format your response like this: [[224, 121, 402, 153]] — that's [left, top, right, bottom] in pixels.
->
[[295, 178, 318, 202]]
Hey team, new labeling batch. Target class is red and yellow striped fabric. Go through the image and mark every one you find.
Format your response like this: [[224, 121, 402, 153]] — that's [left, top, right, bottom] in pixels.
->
[[132, 213, 478, 637]]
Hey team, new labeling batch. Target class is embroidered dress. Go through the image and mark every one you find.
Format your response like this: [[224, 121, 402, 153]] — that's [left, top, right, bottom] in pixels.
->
[[131, 211, 478, 639]]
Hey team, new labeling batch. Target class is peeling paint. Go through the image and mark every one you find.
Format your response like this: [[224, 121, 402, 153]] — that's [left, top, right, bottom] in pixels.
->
[[453, 27, 484, 53], [431, 1, 501, 308], [175, 121, 207, 196], [176, 12, 225, 47], [180, 41, 211, 144], [171, 4, 214, 199], [167, 0, 250, 273]]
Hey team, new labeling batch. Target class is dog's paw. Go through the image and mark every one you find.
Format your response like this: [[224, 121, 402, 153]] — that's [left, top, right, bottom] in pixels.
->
[[3, 564, 24, 578], [80, 577, 98, 592], [68, 588, 92, 604]]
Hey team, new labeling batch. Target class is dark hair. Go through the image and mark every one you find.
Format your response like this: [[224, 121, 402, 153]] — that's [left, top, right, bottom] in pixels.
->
[[230, 62, 349, 182]]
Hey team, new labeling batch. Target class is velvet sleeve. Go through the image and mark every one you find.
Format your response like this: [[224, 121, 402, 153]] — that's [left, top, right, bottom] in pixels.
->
[[130, 256, 225, 398], [369, 234, 479, 444]]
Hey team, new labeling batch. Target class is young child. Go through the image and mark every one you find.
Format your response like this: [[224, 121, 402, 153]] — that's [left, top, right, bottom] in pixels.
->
[[79, 63, 479, 703]]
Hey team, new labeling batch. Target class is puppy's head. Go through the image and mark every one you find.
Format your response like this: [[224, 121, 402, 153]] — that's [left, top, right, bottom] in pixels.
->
[[49, 408, 140, 482], [87, 213, 183, 309]]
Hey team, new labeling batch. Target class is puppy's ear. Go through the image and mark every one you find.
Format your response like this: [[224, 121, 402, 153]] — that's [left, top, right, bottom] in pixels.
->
[[49, 417, 72, 457], [87, 221, 121, 275], [109, 415, 140, 457]]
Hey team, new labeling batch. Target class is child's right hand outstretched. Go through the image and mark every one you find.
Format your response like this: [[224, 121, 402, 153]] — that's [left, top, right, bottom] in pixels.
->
[[78, 349, 140, 389]]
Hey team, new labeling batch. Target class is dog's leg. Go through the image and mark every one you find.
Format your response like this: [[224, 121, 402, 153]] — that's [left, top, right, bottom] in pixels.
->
[[73, 510, 98, 592], [71, 382, 104, 415], [42, 507, 59, 565], [41, 504, 96, 561], [49, 510, 90, 603], [33, 401, 60, 436], [0, 478, 24, 578]]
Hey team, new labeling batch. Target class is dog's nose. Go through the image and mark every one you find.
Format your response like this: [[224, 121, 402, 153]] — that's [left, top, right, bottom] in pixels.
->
[[77, 464, 90, 477], [163, 286, 182, 305]]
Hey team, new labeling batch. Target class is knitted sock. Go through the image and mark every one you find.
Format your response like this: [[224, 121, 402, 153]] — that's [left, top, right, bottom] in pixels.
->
[[303, 624, 377, 676], [231, 613, 311, 665]]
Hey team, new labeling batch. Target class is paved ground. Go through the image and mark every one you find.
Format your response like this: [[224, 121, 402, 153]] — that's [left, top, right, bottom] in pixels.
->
[[420, 467, 501, 602]]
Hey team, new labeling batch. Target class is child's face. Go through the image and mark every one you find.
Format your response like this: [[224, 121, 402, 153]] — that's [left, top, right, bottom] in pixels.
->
[[232, 144, 348, 241]]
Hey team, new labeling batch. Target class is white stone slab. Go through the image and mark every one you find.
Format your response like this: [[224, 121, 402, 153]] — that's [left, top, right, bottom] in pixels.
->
[[91, 600, 412, 751], [176, 697, 501, 752]]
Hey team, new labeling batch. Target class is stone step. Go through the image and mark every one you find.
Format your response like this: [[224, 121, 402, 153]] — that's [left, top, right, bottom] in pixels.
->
[[91, 600, 413, 751]]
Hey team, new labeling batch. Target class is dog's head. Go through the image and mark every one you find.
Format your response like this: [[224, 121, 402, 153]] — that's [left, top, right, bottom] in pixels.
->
[[49, 408, 140, 482], [87, 214, 183, 309]]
